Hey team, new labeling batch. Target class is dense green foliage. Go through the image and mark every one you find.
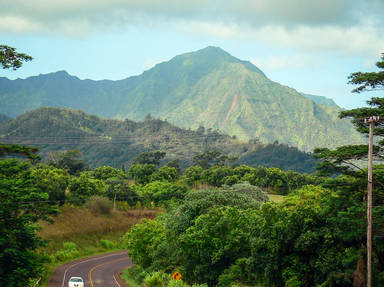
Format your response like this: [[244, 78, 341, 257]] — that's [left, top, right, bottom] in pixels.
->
[[0, 159, 55, 287], [31, 164, 69, 202], [0, 107, 318, 172], [0, 47, 362, 151], [124, 184, 269, 286], [0, 143, 39, 160], [46, 150, 86, 175], [124, 179, 384, 286], [183, 164, 322, 194]]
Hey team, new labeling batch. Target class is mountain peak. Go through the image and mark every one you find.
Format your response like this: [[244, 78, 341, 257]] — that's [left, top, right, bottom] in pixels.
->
[[196, 46, 230, 56], [171, 46, 266, 78]]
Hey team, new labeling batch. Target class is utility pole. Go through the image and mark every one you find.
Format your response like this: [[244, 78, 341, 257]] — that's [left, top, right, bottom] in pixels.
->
[[364, 115, 380, 287], [113, 192, 117, 212]]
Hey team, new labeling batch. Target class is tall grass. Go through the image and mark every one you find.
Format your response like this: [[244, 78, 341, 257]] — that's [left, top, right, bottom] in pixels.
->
[[40, 204, 157, 254], [39, 203, 157, 286]]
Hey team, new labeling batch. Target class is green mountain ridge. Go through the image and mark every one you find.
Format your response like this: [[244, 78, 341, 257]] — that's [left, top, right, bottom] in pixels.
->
[[0, 46, 363, 151], [0, 107, 317, 172], [300, 93, 338, 107]]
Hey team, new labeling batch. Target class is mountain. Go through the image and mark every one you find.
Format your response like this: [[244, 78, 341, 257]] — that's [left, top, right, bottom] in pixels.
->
[[0, 46, 363, 151], [0, 107, 317, 172]]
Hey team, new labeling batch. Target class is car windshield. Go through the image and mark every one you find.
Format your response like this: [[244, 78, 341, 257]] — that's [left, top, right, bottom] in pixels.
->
[[69, 278, 83, 282]]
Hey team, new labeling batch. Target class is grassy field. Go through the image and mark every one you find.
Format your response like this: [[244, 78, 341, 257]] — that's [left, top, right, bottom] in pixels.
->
[[39, 204, 158, 287]]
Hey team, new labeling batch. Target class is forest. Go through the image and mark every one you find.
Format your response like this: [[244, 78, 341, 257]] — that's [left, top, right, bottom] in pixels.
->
[[0, 107, 318, 173]]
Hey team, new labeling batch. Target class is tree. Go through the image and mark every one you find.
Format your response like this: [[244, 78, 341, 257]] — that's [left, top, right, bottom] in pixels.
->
[[0, 143, 40, 160], [128, 163, 157, 185], [134, 151, 166, 166], [314, 53, 384, 175], [0, 159, 55, 287], [0, 45, 32, 70], [138, 181, 188, 206], [46, 150, 86, 175], [193, 150, 237, 169], [179, 207, 257, 285], [31, 164, 70, 202], [348, 53, 384, 93], [67, 172, 107, 204], [90, 166, 126, 181], [150, 166, 178, 182], [124, 218, 166, 269], [312, 53, 384, 286]]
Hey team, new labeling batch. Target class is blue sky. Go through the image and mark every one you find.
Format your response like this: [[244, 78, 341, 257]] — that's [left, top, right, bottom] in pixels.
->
[[1, 0, 383, 109]]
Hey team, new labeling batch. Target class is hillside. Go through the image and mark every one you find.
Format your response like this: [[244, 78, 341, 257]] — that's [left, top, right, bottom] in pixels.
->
[[0, 107, 317, 172], [0, 114, 10, 125], [0, 46, 363, 151]]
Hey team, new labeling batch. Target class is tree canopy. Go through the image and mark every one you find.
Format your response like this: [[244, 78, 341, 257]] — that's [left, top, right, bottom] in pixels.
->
[[0, 45, 32, 70]]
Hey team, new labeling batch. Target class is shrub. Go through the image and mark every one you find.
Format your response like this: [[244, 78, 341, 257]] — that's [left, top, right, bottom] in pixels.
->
[[126, 265, 149, 284], [143, 271, 170, 287], [55, 241, 80, 262], [85, 196, 112, 215], [100, 239, 114, 249], [167, 279, 190, 287]]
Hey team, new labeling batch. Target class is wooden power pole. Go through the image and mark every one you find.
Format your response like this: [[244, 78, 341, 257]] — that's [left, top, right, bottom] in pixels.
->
[[364, 115, 380, 287]]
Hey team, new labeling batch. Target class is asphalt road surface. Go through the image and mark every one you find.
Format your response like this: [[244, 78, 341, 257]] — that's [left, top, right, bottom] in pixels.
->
[[48, 251, 132, 287]]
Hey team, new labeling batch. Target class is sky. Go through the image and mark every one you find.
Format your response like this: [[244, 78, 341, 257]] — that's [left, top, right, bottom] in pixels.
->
[[1, 0, 383, 109]]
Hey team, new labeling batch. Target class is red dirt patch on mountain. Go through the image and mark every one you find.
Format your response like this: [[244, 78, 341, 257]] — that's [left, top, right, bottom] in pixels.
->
[[224, 94, 238, 123]]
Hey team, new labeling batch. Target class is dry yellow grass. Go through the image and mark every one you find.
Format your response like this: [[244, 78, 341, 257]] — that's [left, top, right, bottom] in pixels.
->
[[40, 206, 156, 239], [39, 205, 158, 254]]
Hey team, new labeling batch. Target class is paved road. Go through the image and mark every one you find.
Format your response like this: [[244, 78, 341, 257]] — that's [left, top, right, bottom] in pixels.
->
[[48, 251, 132, 287]]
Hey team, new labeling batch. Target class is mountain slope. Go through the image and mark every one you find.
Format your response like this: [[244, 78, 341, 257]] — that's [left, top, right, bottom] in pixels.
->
[[301, 93, 338, 107], [0, 107, 317, 172], [0, 46, 363, 151]]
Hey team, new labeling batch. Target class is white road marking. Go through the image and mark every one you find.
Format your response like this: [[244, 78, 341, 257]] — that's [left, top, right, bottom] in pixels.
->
[[113, 273, 121, 287]]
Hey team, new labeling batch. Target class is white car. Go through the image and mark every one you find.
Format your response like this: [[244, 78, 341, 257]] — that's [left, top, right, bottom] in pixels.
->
[[68, 277, 84, 287]]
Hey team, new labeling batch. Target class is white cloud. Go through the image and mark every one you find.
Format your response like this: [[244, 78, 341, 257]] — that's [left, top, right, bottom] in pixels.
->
[[176, 20, 384, 57], [251, 55, 311, 71], [1, 0, 383, 56], [1, 0, 382, 33]]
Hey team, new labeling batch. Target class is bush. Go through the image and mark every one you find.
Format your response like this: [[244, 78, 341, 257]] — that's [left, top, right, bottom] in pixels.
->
[[55, 241, 80, 262], [126, 265, 149, 284], [143, 271, 170, 287], [100, 239, 114, 249], [85, 196, 112, 215], [167, 279, 190, 287], [221, 182, 269, 202]]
